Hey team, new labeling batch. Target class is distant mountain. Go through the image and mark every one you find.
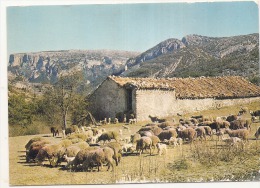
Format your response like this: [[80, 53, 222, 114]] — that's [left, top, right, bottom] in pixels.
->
[[8, 33, 259, 95], [123, 33, 259, 82], [8, 50, 139, 93]]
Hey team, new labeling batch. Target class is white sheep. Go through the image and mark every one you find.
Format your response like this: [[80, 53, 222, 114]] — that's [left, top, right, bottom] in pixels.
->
[[156, 143, 167, 156], [108, 118, 111, 124], [129, 118, 137, 124], [122, 143, 135, 154], [64, 154, 76, 169], [168, 137, 178, 147], [114, 118, 119, 124]]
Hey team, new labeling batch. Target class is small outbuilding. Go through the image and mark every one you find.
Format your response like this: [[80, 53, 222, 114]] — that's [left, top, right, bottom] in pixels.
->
[[88, 76, 260, 121]]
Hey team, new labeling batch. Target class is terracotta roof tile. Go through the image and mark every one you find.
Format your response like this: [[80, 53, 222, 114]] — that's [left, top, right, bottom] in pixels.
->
[[108, 76, 260, 99]]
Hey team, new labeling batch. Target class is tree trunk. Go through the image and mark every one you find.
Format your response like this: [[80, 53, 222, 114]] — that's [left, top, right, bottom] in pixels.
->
[[62, 111, 68, 130]]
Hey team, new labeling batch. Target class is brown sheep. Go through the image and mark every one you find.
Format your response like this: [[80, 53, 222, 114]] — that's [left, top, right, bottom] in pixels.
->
[[151, 126, 163, 136], [200, 126, 213, 137], [25, 137, 46, 151], [82, 147, 114, 172], [195, 127, 206, 141], [226, 115, 238, 122], [177, 128, 197, 142], [98, 131, 119, 144], [130, 133, 141, 143], [139, 131, 154, 137], [230, 119, 251, 130], [157, 121, 175, 129], [148, 135, 160, 153], [136, 136, 152, 155], [158, 129, 177, 141], [104, 142, 122, 166], [225, 129, 249, 141]]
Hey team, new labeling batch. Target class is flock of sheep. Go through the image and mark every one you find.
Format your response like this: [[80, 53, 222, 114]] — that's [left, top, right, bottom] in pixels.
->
[[24, 108, 260, 173]]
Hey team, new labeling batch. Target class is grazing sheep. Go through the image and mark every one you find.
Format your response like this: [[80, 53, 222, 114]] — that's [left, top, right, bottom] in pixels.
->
[[148, 135, 160, 152], [230, 119, 251, 130], [157, 121, 175, 129], [200, 126, 212, 137], [98, 131, 119, 144], [139, 131, 154, 137], [158, 129, 177, 141], [209, 120, 230, 131], [136, 136, 152, 155], [168, 137, 178, 147], [225, 129, 249, 141], [195, 127, 206, 141], [122, 143, 135, 155], [64, 154, 75, 169], [177, 128, 197, 142], [156, 143, 167, 156], [82, 147, 114, 172], [254, 127, 260, 139], [130, 133, 141, 144], [226, 115, 238, 122], [190, 118, 199, 125], [71, 147, 100, 171], [50, 127, 59, 137], [216, 128, 226, 141], [26, 144, 46, 162], [105, 142, 122, 166], [25, 137, 46, 151]]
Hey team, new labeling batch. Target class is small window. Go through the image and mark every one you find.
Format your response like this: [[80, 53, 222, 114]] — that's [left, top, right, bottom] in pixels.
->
[[126, 89, 132, 111]]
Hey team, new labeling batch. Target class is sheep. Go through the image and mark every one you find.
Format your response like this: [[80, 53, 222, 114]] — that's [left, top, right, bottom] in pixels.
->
[[148, 135, 160, 152], [200, 126, 213, 137], [98, 131, 119, 144], [230, 119, 251, 130], [108, 118, 111, 124], [226, 115, 238, 122], [129, 118, 137, 124], [71, 147, 100, 171], [25, 137, 46, 151], [139, 131, 154, 137], [254, 127, 260, 139], [195, 127, 206, 141], [50, 127, 59, 137], [157, 121, 175, 129], [136, 136, 152, 155], [148, 115, 166, 123], [82, 147, 114, 172], [35, 143, 65, 166], [177, 138, 183, 146], [64, 154, 75, 169], [168, 137, 178, 147], [130, 133, 141, 144], [209, 120, 230, 131], [26, 144, 46, 162], [100, 118, 107, 125], [114, 118, 119, 124], [156, 143, 167, 156], [158, 129, 177, 141], [65, 128, 73, 136], [122, 143, 135, 155], [104, 142, 122, 166], [177, 128, 197, 142], [225, 129, 249, 141]]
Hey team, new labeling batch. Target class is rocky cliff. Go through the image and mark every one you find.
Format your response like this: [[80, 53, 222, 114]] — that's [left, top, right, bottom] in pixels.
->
[[8, 50, 139, 93]]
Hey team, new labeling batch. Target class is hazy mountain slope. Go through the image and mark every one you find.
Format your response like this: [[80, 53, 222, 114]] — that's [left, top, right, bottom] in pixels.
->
[[123, 33, 259, 80]]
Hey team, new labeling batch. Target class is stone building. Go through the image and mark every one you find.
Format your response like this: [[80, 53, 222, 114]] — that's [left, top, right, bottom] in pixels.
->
[[88, 76, 260, 121]]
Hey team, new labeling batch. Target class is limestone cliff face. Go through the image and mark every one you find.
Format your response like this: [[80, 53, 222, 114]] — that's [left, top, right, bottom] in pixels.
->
[[8, 50, 139, 92]]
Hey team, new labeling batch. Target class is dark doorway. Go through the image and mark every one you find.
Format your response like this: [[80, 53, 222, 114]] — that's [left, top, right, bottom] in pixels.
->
[[126, 89, 133, 111]]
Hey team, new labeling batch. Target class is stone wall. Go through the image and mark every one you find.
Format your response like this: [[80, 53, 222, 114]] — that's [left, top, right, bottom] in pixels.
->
[[135, 89, 176, 121], [135, 88, 260, 121], [89, 79, 127, 120]]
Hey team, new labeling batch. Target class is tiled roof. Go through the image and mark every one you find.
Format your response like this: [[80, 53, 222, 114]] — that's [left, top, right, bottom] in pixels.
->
[[108, 76, 260, 99]]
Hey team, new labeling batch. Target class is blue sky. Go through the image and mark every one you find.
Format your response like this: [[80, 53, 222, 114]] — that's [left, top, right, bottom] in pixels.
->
[[7, 2, 259, 55]]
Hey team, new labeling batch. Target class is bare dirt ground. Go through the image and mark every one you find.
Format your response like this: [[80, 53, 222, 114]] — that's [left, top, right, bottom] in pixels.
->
[[9, 102, 260, 185]]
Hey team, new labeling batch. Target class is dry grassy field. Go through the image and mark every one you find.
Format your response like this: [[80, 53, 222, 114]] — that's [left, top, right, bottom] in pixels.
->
[[9, 101, 260, 185]]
